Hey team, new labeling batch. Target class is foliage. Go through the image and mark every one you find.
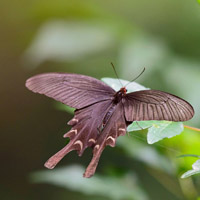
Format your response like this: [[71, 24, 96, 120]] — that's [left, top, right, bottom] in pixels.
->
[[31, 165, 148, 200], [178, 155, 200, 178], [19, 1, 200, 199], [181, 159, 200, 178], [128, 121, 184, 144]]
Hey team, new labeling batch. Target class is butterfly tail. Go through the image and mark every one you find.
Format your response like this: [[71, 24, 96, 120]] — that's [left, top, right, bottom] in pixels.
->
[[83, 144, 104, 178], [44, 143, 75, 169]]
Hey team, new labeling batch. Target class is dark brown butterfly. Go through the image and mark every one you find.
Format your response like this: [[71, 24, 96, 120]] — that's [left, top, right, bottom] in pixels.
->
[[25, 73, 194, 178]]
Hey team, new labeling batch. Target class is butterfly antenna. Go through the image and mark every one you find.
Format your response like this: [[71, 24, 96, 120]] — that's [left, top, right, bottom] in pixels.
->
[[124, 67, 146, 88], [111, 62, 123, 87]]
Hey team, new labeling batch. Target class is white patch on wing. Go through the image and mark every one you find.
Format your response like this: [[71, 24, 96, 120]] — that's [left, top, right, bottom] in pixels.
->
[[89, 138, 96, 144], [74, 140, 83, 151], [63, 129, 77, 138]]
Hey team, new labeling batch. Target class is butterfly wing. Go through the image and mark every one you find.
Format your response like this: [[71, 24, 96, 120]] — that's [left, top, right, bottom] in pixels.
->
[[123, 90, 194, 122], [44, 100, 113, 170], [44, 100, 127, 178], [84, 102, 127, 178], [26, 73, 115, 109]]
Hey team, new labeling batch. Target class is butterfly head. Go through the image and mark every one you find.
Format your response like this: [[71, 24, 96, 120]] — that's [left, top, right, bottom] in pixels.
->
[[120, 87, 127, 94], [114, 87, 127, 103]]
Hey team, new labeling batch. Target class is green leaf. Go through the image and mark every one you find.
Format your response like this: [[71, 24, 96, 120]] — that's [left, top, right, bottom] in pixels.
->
[[198, 0, 200, 4], [147, 121, 183, 144], [128, 121, 183, 144], [181, 159, 200, 178], [101, 77, 148, 92], [31, 165, 148, 200], [127, 121, 153, 132]]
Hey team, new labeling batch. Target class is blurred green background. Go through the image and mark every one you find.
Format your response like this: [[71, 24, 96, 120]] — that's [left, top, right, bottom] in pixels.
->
[[1, 0, 200, 199]]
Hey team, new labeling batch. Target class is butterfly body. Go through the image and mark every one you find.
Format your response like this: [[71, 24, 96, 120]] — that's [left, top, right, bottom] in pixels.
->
[[25, 72, 194, 178], [102, 88, 127, 129], [113, 87, 127, 103], [101, 105, 115, 129]]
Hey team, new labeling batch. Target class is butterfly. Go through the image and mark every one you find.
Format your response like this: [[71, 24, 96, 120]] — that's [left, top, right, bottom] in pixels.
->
[[25, 72, 194, 178]]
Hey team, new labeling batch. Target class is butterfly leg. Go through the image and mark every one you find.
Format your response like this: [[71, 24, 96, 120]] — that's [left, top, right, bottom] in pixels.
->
[[136, 121, 144, 130], [136, 121, 153, 130]]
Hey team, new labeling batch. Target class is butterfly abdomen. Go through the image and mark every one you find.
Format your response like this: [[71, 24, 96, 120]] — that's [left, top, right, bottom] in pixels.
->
[[100, 88, 127, 131], [101, 104, 116, 129]]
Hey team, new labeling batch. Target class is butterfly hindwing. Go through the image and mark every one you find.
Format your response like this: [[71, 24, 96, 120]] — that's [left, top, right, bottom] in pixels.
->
[[44, 100, 127, 178], [84, 102, 127, 178], [44, 100, 113, 170]]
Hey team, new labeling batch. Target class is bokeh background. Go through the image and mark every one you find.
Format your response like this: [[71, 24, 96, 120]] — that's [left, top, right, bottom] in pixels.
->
[[1, 0, 200, 199]]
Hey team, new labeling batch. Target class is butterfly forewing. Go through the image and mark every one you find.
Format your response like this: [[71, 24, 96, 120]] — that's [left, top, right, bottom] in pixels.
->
[[123, 90, 194, 122], [26, 73, 115, 109]]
